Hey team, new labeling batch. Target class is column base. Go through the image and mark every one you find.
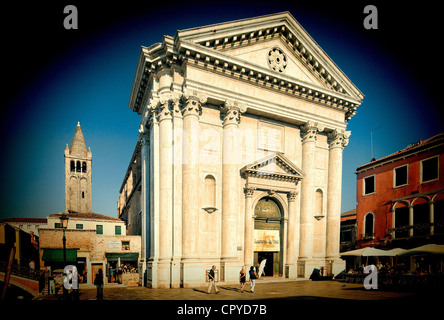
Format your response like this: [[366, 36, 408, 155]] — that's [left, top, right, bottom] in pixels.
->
[[326, 257, 346, 277], [146, 258, 158, 288], [157, 259, 172, 288], [170, 257, 181, 288], [220, 259, 241, 283], [181, 259, 207, 288], [285, 264, 298, 279], [138, 259, 147, 287], [296, 259, 319, 278]]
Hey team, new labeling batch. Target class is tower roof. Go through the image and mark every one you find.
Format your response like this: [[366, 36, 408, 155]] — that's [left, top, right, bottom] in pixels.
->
[[69, 122, 88, 156]]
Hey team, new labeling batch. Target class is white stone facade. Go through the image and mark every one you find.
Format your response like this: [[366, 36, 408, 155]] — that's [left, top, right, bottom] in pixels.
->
[[121, 12, 363, 288]]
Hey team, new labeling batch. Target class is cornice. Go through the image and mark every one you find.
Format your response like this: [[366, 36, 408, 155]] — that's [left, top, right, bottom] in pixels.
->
[[176, 12, 363, 101], [129, 12, 363, 121]]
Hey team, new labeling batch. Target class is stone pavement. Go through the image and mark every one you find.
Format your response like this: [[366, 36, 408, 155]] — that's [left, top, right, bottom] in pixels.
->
[[35, 278, 437, 301], [28, 279, 442, 318]]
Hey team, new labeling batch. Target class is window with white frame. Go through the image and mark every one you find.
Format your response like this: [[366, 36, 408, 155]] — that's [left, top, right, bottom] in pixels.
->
[[421, 156, 439, 183], [363, 175, 375, 195], [394, 164, 408, 187]]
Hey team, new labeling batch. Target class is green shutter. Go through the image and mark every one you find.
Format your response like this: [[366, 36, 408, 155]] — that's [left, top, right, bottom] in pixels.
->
[[42, 249, 77, 262]]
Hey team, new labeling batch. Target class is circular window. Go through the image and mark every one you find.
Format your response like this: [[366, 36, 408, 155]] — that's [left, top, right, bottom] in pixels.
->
[[267, 47, 287, 73]]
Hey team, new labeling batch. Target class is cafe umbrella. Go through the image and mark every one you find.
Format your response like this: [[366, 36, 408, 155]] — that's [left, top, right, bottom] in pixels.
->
[[399, 244, 444, 256], [340, 247, 394, 265]]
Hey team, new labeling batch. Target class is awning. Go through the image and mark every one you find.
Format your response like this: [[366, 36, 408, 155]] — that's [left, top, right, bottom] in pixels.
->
[[340, 247, 394, 257], [400, 244, 444, 256], [105, 252, 139, 262], [42, 249, 77, 262]]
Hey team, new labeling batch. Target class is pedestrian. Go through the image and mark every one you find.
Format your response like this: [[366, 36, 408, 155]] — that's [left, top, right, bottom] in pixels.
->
[[249, 266, 257, 293], [239, 267, 246, 293], [117, 266, 123, 284], [94, 268, 104, 300], [110, 267, 115, 283], [207, 265, 219, 294]]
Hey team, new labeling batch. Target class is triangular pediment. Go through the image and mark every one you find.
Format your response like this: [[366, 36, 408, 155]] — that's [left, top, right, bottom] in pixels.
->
[[176, 12, 363, 99], [222, 38, 324, 87], [240, 152, 305, 182]]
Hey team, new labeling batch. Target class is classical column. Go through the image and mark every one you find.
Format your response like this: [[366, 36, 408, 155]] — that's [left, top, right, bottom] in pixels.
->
[[181, 90, 206, 260], [138, 125, 149, 286], [244, 186, 255, 268], [155, 98, 173, 287], [326, 129, 349, 261], [408, 205, 414, 237], [220, 100, 246, 281], [286, 191, 299, 278], [221, 100, 244, 259], [170, 94, 182, 288], [430, 201, 435, 235], [299, 121, 322, 267]]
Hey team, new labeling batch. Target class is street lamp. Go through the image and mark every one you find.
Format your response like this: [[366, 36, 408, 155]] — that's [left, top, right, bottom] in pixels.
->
[[59, 213, 69, 263], [59, 213, 69, 299]]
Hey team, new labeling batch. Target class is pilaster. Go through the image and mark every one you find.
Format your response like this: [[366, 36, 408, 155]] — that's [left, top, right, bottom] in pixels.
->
[[286, 191, 299, 278], [243, 186, 256, 268], [138, 125, 150, 286]]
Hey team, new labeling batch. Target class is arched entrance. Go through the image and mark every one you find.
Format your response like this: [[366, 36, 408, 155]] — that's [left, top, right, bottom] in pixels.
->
[[253, 197, 284, 277]]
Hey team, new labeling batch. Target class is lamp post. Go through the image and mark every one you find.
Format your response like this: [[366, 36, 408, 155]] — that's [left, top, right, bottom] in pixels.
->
[[60, 213, 69, 299]]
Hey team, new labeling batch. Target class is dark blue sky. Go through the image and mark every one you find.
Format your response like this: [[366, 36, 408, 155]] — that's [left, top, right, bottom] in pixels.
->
[[1, 1, 442, 219]]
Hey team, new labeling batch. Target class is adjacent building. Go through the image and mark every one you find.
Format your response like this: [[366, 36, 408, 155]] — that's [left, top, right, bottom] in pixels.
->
[[0, 221, 40, 267], [39, 212, 140, 285], [38, 123, 141, 286], [119, 12, 364, 288], [340, 209, 357, 252], [355, 132, 444, 249]]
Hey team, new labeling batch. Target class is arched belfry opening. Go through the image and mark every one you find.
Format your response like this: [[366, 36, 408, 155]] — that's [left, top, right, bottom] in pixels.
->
[[253, 197, 284, 277]]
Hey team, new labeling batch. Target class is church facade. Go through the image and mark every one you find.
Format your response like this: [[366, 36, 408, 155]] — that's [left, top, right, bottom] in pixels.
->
[[119, 12, 364, 288]]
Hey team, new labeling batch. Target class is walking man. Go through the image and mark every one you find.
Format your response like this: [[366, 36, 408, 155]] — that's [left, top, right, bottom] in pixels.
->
[[207, 265, 219, 294], [249, 266, 258, 293]]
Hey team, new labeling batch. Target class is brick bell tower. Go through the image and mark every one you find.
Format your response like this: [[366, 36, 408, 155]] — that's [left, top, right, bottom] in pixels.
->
[[64, 122, 92, 213]]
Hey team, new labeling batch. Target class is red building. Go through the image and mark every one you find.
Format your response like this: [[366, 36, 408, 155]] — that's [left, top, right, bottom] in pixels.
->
[[355, 133, 444, 249]]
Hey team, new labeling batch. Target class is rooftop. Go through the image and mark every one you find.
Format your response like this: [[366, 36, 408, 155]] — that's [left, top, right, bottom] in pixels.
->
[[49, 212, 122, 222], [0, 217, 47, 224], [356, 132, 444, 173]]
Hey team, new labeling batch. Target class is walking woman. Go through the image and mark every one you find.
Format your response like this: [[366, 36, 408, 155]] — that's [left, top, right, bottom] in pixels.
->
[[239, 267, 246, 293], [94, 268, 104, 300]]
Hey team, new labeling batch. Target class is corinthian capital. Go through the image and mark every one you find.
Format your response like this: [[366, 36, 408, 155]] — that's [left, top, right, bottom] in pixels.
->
[[328, 129, 350, 149], [181, 89, 207, 117], [155, 98, 172, 122], [221, 99, 247, 126], [287, 191, 298, 202], [243, 186, 256, 198], [300, 121, 324, 143]]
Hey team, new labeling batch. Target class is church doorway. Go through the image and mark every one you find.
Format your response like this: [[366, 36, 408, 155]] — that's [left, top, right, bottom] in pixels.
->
[[253, 197, 283, 277]]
